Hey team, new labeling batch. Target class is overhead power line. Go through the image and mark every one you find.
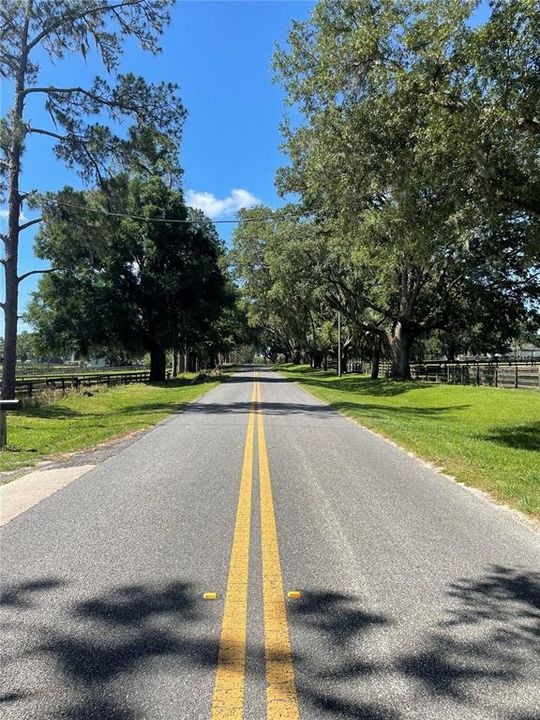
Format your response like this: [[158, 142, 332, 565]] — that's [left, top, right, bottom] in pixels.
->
[[42, 195, 307, 224], [2, 182, 313, 226]]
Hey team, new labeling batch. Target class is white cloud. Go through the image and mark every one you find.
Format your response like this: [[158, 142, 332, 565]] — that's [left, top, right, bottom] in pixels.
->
[[186, 188, 260, 219]]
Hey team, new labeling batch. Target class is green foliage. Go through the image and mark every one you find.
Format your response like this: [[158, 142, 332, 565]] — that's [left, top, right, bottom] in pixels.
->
[[271, 0, 539, 377], [231, 205, 339, 362], [15, 331, 39, 363], [26, 175, 231, 378]]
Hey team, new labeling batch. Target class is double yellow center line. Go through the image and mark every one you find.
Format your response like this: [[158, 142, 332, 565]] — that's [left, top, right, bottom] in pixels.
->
[[210, 378, 299, 719]]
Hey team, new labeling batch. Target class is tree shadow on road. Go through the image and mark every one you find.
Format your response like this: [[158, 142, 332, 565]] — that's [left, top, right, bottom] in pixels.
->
[[288, 566, 539, 719], [0, 578, 68, 608], [287, 589, 400, 719], [1, 565, 538, 719], [395, 565, 540, 706], [179, 399, 470, 422], [224, 375, 292, 384], [0, 578, 217, 720]]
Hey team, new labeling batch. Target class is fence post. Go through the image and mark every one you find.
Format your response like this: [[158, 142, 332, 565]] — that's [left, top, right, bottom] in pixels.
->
[[476, 363, 480, 386], [495, 367, 498, 388], [0, 409, 6, 449], [515, 365, 519, 389], [0, 400, 20, 449]]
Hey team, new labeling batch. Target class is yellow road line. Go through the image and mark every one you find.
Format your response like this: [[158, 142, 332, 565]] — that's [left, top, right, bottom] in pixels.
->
[[256, 381, 300, 720], [210, 381, 257, 720]]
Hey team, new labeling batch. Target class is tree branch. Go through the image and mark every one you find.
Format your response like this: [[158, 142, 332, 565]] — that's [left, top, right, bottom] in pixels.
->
[[27, 126, 70, 142], [18, 267, 59, 284], [24, 85, 89, 97], [19, 217, 42, 232], [27, 127, 110, 182], [24, 86, 135, 111], [26, 1, 145, 52]]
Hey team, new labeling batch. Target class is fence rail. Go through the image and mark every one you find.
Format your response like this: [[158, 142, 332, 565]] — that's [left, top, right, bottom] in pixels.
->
[[326, 359, 540, 391], [7, 364, 149, 377], [10, 370, 170, 398], [408, 361, 540, 390]]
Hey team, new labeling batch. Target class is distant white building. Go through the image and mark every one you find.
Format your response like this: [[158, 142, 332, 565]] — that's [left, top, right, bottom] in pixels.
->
[[512, 343, 540, 361]]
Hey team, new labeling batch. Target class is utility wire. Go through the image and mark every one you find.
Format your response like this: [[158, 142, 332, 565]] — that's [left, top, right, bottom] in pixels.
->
[[42, 196, 308, 224], [1, 182, 313, 226]]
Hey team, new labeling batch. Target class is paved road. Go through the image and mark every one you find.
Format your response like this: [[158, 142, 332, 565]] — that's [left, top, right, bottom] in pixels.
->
[[1, 368, 538, 720]]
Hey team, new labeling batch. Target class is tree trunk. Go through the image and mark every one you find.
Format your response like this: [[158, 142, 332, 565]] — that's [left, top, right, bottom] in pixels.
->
[[172, 348, 179, 377], [389, 321, 412, 380], [150, 343, 167, 381], [370, 339, 381, 380], [446, 339, 457, 362], [177, 352, 185, 374], [2, 259, 19, 400], [2, 9, 31, 399], [311, 351, 323, 369], [184, 351, 197, 373]]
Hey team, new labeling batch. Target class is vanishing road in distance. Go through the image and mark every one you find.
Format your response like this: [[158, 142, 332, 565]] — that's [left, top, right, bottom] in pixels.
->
[[1, 367, 538, 719]]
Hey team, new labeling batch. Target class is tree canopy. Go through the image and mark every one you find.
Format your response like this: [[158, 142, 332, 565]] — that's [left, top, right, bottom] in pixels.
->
[[240, 0, 540, 377], [27, 175, 233, 380]]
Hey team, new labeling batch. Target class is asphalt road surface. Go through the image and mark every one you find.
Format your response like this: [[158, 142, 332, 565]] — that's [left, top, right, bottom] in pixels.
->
[[1, 367, 539, 720]]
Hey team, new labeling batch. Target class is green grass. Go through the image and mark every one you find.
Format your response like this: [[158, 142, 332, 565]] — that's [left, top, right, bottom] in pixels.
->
[[277, 365, 540, 517], [0, 375, 223, 475]]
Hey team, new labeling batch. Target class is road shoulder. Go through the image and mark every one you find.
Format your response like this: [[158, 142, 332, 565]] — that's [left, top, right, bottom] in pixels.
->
[[277, 369, 539, 533]]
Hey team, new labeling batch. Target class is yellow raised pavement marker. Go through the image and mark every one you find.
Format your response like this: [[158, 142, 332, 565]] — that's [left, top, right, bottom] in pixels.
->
[[257, 381, 300, 720], [287, 591, 302, 599], [203, 592, 219, 600]]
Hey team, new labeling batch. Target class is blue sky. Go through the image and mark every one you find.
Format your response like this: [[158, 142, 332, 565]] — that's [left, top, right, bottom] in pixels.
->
[[0, 0, 316, 323], [1, 0, 490, 326]]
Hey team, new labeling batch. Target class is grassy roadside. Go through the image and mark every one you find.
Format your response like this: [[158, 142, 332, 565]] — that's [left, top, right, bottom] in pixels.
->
[[0, 374, 224, 475], [277, 365, 540, 518]]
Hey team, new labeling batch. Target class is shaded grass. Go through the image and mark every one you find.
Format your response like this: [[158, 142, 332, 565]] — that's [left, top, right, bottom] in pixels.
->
[[277, 365, 540, 517], [0, 375, 222, 474]]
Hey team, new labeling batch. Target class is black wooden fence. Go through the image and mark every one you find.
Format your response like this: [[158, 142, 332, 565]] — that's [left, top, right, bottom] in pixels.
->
[[326, 359, 540, 390], [11, 370, 171, 398], [408, 361, 540, 390]]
